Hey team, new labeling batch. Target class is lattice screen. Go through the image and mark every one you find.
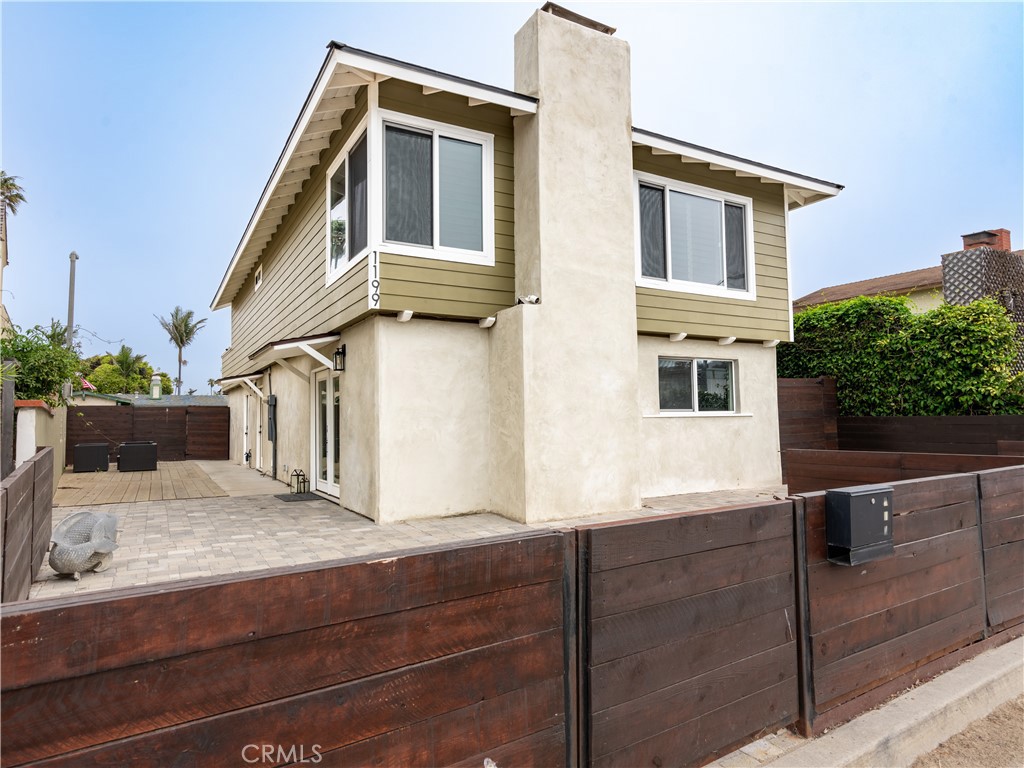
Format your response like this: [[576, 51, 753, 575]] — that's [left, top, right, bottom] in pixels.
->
[[942, 247, 1024, 374]]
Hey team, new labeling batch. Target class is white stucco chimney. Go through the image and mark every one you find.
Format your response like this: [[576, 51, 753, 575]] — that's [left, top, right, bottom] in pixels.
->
[[488, 4, 642, 522]]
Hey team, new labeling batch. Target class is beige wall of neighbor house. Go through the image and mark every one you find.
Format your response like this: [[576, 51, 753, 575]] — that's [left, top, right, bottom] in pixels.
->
[[489, 9, 641, 522], [906, 288, 944, 313], [376, 318, 491, 522], [15, 401, 66, 493], [637, 337, 782, 497]]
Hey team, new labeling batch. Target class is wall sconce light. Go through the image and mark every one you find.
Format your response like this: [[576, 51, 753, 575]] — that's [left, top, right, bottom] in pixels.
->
[[333, 345, 346, 372]]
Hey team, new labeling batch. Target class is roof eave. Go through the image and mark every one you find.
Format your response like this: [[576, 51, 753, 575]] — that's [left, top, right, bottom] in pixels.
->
[[211, 47, 537, 312], [631, 127, 843, 205]]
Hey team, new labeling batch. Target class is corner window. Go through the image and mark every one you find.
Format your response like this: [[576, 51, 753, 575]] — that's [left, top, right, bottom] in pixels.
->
[[327, 130, 368, 279], [637, 173, 755, 299], [381, 110, 493, 262], [658, 358, 736, 413]]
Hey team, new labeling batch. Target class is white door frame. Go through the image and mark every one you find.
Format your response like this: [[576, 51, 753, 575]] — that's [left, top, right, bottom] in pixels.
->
[[310, 368, 341, 496], [243, 394, 250, 465]]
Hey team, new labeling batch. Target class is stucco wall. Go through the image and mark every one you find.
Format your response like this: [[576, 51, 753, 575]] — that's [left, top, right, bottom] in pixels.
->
[[498, 9, 641, 522], [264, 359, 313, 485], [377, 318, 490, 523], [336, 317, 380, 519], [15, 404, 66, 494], [907, 288, 944, 313], [638, 336, 782, 497]]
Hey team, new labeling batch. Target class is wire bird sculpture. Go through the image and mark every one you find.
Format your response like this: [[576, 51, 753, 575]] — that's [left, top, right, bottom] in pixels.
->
[[48, 512, 120, 580]]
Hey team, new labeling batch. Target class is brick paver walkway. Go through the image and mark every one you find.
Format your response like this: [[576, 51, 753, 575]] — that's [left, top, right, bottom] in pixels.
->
[[31, 461, 785, 601]]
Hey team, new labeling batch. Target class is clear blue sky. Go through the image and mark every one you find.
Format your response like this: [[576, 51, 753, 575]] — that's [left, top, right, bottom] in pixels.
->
[[3, 2, 1022, 390]]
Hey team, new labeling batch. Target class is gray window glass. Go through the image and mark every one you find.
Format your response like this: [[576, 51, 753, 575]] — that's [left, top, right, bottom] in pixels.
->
[[697, 360, 734, 411], [329, 161, 347, 270], [639, 184, 666, 279], [348, 133, 368, 258], [658, 358, 693, 410], [669, 191, 724, 287], [439, 136, 483, 251], [385, 125, 432, 246], [724, 203, 746, 290]]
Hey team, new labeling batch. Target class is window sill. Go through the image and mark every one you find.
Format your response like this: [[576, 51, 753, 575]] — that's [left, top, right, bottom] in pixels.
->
[[636, 276, 758, 302], [326, 249, 371, 287], [380, 241, 495, 268], [645, 411, 754, 419]]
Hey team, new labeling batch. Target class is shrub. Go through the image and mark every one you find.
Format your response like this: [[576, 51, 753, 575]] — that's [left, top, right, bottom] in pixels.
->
[[778, 296, 1023, 416]]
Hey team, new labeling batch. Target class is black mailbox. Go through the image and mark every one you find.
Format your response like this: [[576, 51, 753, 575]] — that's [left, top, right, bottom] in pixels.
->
[[825, 484, 895, 566]]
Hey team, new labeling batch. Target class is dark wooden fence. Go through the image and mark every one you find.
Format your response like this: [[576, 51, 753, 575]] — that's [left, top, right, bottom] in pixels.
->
[[66, 406, 229, 466], [778, 378, 838, 451], [0, 448, 53, 603], [0, 533, 571, 767], [978, 467, 1024, 632], [794, 474, 991, 732], [579, 501, 800, 767], [777, 378, 1024, 456], [783, 448, 1023, 495], [838, 416, 1024, 455]]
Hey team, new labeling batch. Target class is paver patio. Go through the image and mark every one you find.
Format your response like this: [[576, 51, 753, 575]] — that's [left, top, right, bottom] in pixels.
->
[[32, 460, 786, 600]]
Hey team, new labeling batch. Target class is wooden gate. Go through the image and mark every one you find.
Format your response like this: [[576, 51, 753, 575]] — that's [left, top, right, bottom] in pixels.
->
[[66, 406, 229, 465]]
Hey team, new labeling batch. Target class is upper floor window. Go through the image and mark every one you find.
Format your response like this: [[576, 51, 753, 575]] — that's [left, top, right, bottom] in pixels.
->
[[327, 131, 368, 277], [382, 112, 491, 259], [325, 111, 494, 283], [636, 173, 756, 301]]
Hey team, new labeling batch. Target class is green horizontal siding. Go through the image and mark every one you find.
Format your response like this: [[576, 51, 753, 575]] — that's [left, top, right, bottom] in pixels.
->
[[633, 147, 792, 342], [377, 80, 516, 320], [224, 89, 372, 377]]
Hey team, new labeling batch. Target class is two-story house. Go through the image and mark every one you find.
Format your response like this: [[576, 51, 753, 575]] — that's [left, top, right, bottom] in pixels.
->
[[212, 3, 843, 524]]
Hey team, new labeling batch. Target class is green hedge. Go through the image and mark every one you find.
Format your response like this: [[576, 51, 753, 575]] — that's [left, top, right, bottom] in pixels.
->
[[777, 296, 1024, 416]]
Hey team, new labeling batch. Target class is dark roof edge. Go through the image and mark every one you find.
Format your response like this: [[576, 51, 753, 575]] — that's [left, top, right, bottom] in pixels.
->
[[328, 43, 538, 104], [632, 127, 844, 191]]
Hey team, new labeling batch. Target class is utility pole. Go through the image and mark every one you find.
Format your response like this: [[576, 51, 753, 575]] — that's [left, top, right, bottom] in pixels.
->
[[66, 250, 78, 348]]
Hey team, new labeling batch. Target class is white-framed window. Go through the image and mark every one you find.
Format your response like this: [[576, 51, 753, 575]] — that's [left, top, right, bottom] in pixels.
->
[[254, 264, 263, 292], [658, 357, 737, 413], [325, 122, 370, 283], [379, 109, 495, 266], [635, 172, 756, 301]]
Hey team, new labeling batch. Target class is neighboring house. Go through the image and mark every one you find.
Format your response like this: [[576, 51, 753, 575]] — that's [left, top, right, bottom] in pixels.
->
[[795, 228, 1023, 314], [793, 266, 943, 314], [212, 3, 843, 524], [70, 392, 228, 408]]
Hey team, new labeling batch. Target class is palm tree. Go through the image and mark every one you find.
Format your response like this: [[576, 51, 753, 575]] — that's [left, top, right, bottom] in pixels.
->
[[111, 344, 145, 392], [1, 172, 27, 259], [207, 378, 217, 394], [155, 306, 207, 395]]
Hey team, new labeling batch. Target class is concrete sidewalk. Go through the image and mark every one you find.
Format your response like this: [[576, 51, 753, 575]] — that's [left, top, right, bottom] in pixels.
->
[[711, 636, 1024, 768]]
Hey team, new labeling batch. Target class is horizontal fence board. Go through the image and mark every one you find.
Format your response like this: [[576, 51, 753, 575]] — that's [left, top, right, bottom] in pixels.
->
[[813, 579, 982, 668], [777, 378, 838, 451], [985, 540, 1024, 575], [1, 534, 563, 691], [591, 678, 798, 768], [986, 565, 1024, 601], [809, 552, 981, 635], [587, 501, 792, 572], [591, 643, 796, 759], [983, 516, 1024, 549], [979, 466, 1024, 499], [988, 590, 1024, 629], [813, 606, 985, 709], [31, 629, 564, 768], [982, 493, 1024, 523], [837, 416, 1024, 455], [2, 533, 568, 768], [591, 571, 795, 665], [589, 535, 792, 619], [589, 608, 793, 713], [447, 725, 567, 768], [1, 580, 562, 764]]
